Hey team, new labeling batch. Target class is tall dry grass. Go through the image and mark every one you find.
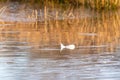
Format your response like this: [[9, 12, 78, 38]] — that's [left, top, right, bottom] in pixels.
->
[[87, 0, 120, 10], [0, 0, 120, 10]]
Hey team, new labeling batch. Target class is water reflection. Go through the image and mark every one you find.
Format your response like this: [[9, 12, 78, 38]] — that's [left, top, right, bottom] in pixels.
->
[[1, 10, 120, 53], [0, 3, 120, 80]]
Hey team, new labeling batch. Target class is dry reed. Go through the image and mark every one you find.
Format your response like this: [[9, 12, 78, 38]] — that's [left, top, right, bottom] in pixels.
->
[[0, 0, 120, 10]]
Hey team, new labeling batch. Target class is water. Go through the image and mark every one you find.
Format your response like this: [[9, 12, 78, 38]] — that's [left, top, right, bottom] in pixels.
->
[[0, 2, 120, 80]]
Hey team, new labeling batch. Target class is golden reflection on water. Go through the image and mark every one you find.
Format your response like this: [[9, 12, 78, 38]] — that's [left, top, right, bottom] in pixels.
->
[[0, 10, 120, 53]]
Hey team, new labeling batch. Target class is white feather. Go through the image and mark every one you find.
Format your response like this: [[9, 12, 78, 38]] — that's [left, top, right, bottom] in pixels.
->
[[66, 45, 75, 50], [60, 43, 75, 51], [60, 43, 65, 51]]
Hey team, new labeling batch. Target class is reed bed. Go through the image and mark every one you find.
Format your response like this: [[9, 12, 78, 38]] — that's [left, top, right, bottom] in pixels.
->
[[87, 0, 120, 10], [0, 0, 120, 10], [0, 1, 120, 54]]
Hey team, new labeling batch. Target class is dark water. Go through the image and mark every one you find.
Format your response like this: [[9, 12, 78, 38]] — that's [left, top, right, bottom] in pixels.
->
[[0, 2, 120, 80]]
